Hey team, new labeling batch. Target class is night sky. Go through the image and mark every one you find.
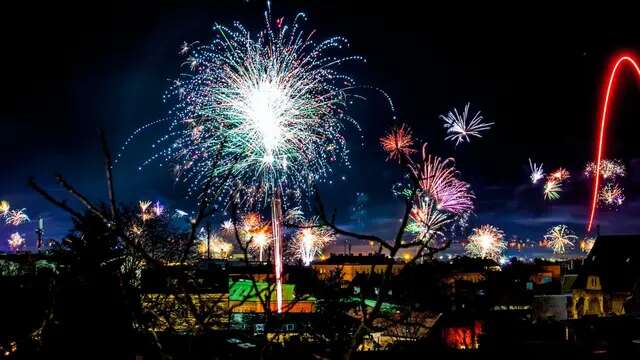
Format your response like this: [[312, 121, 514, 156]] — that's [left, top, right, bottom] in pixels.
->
[[3, 1, 640, 255]]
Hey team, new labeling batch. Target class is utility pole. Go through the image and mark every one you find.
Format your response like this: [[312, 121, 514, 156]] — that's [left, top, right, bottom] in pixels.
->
[[35, 218, 44, 251], [205, 222, 212, 259]]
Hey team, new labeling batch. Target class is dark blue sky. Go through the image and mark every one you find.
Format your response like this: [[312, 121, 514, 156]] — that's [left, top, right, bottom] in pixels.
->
[[2, 1, 640, 254]]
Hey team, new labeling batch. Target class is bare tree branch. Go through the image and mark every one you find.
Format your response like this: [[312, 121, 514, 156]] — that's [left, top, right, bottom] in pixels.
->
[[313, 190, 392, 252], [55, 173, 110, 224], [99, 129, 118, 220], [28, 177, 83, 220]]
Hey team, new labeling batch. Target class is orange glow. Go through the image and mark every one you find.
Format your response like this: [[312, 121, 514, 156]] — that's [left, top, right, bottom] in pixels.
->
[[444, 321, 482, 349], [588, 54, 640, 232]]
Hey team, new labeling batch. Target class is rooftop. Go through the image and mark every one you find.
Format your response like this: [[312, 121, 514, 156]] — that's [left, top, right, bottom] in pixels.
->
[[573, 234, 640, 293], [313, 253, 399, 266]]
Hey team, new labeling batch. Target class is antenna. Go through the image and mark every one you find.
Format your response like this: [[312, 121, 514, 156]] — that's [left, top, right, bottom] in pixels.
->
[[36, 217, 44, 250]]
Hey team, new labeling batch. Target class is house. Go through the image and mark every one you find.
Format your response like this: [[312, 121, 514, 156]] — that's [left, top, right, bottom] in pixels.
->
[[571, 234, 640, 318], [312, 254, 404, 282], [140, 263, 230, 332]]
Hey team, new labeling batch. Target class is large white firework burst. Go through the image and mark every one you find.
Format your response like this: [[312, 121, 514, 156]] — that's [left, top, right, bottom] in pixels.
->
[[440, 103, 494, 146], [129, 12, 374, 207], [465, 224, 506, 260], [289, 219, 335, 266], [8, 232, 25, 251], [544, 225, 577, 254]]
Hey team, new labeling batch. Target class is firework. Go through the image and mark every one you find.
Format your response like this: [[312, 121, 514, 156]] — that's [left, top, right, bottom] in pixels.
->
[[465, 225, 506, 260], [579, 237, 596, 253], [8, 232, 25, 251], [528, 159, 544, 184], [128, 10, 390, 315], [139, 200, 152, 213], [440, 103, 494, 146], [130, 224, 143, 236], [174, 209, 189, 218], [134, 12, 372, 207], [543, 179, 562, 200], [350, 192, 369, 228], [221, 219, 235, 233], [584, 159, 625, 180], [152, 201, 165, 217], [544, 225, 577, 254], [223, 212, 272, 261], [197, 233, 233, 259], [599, 183, 625, 207], [241, 212, 263, 230], [380, 124, 416, 162], [0, 200, 10, 216], [549, 168, 570, 182], [249, 229, 272, 262], [5, 209, 30, 226], [241, 212, 272, 261], [290, 221, 334, 266], [407, 196, 452, 241], [411, 145, 474, 215], [284, 207, 305, 224], [179, 41, 199, 55]]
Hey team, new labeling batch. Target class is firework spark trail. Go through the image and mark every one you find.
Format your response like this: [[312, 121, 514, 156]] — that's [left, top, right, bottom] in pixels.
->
[[588, 55, 640, 232], [411, 144, 474, 215], [465, 225, 506, 260], [528, 159, 544, 184], [5, 209, 30, 226], [440, 103, 494, 146], [544, 225, 577, 254]]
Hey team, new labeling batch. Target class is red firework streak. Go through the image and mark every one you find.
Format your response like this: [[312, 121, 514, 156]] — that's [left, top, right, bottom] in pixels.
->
[[271, 190, 284, 313], [588, 54, 640, 232]]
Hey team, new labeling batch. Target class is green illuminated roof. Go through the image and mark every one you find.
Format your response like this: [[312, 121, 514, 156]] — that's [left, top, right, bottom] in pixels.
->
[[351, 297, 399, 314], [229, 279, 313, 302]]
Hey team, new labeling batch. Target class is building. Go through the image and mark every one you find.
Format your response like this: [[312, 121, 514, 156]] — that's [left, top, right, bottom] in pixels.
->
[[571, 234, 640, 318], [312, 254, 405, 282], [140, 263, 230, 332], [228, 279, 315, 314]]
